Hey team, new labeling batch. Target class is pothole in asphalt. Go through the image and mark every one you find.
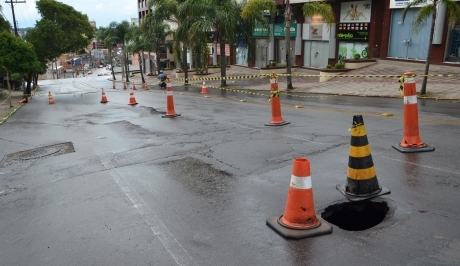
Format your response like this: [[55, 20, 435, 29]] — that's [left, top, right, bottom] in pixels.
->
[[0, 142, 75, 168], [321, 200, 389, 231]]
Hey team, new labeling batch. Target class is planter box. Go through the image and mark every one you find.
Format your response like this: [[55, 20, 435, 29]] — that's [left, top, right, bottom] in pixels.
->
[[319, 68, 352, 82], [344, 59, 377, 70], [259, 67, 297, 76], [206, 66, 230, 74], [175, 71, 195, 78]]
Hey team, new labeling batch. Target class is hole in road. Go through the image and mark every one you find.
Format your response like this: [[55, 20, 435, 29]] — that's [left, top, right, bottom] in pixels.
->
[[321, 201, 389, 231]]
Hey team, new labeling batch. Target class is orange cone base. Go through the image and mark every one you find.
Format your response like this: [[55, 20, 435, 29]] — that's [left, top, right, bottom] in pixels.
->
[[161, 113, 181, 118], [128, 103, 138, 106], [19, 98, 28, 103], [101, 100, 108, 103], [266, 216, 332, 240], [265, 121, 290, 126], [336, 184, 390, 202], [392, 143, 435, 153]]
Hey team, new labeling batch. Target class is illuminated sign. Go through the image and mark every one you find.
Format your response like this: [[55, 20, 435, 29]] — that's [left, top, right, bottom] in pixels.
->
[[337, 23, 369, 41]]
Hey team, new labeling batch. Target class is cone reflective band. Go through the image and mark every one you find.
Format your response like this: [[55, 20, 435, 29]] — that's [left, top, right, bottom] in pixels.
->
[[201, 81, 208, 94], [266, 158, 332, 240], [265, 72, 289, 126], [337, 115, 390, 201], [162, 78, 181, 118], [392, 72, 434, 153], [100, 89, 108, 103]]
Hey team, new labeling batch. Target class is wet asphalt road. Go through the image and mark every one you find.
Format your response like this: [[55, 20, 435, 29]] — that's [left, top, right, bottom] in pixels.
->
[[0, 74, 460, 266]]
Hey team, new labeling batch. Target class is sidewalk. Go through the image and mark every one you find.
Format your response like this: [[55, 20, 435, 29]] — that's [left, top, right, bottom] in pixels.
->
[[116, 60, 460, 100]]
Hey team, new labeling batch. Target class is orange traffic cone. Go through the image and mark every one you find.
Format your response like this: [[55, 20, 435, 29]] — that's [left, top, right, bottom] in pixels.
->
[[100, 89, 109, 103], [265, 72, 289, 126], [161, 78, 181, 118], [200, 81, 208, 94], [337, 115, 390, 201], [266, 158, 332, 239], [19, 97, 28, 104], [144, 83, 149, 90], [128, 89, 138, 106], [392, 72, 434, 153], [112, 81, 116, 89], [123, 82, 127, 90], [132, 83, 137, 90], [48, 92, 55, 104]]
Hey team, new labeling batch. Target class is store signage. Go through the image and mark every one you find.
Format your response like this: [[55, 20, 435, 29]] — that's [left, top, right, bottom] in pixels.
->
[[337, 23, 369, 41], [303, 23, 331, 41], [274, 23, 297, 37], [390, 0, 433, 9], [340, 1, 371, 23], [252, 25, 269, 37]]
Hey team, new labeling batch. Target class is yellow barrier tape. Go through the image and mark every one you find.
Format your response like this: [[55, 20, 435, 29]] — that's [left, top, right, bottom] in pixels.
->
[[268, 90, 280, 102]]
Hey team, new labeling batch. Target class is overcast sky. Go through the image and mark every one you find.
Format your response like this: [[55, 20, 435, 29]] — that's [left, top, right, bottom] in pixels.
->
[[1, 0, 138, 29]]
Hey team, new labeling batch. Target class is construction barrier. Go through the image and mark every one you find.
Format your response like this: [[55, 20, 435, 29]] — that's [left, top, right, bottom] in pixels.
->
[[48, 92, 55, 104], [266, 158, 332, 240], [128, 89, 138, 106], [201, 81, 208, 94], [392, 72, 435, 153], [100, 89, 109, 103], [265, 72, 289, 126], [337, 115, 390, 201], [161, 78, 181, 118]]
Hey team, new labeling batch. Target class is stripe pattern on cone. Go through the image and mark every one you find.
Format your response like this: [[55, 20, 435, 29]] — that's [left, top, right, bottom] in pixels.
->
[[265, 73, 289, 126], [128, 90, 138, 105], [101, 89, 109, 103], [48, 92, 55, 104], [266, 158, 332, 239], [162, 78, 180, 118], [392, 72, 434, 153], [337, 115, 390, 201]]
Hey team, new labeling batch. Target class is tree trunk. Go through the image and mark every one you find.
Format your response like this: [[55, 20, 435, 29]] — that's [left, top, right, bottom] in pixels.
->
[[125, 52, 130, 83], [55, 60, 59, 79], [25, 71, 32, 97], [421, 0, 437, 95], [139, 52, 145, 84], [6, 71, 12, 107], [183, 45, 189, 85], [285, 1, 293, 89], [220, 37, 227, 87], [109, 48, 116, 80]]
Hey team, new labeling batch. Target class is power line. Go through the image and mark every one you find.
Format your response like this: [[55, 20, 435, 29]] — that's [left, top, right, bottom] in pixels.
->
[[4, 0, 27, 36]]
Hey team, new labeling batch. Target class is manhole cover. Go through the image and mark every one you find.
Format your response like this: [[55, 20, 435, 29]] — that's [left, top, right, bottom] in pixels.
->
[[321, 200, 389, 231], [0, 142, 75, 168]]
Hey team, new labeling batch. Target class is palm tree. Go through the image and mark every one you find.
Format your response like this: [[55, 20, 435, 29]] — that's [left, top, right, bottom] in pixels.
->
[[107, 20, 133, 83], [96, 26, 117, 80], [140, 12, 173, 76], [403, 0, 460, 95], [179, 0, 241, 87], [149, 0, 192, 84], [243, 0, 334, 89], [126, 26, 147, 84]]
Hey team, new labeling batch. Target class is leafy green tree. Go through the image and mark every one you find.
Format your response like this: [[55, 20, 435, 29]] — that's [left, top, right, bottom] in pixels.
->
[[149, 0, 193, 84], [403, 0, 460, 95], [179, 0, 241, 87], [0, 4, 12, 32], [126, 26, 148, 84], [107, 20, 133, 82], [96, 26, 117, 80], [243, 0, 334, 89], [140, 12, 173, 76], [0, 32, 39, 106], [35, 0, 94, 54]]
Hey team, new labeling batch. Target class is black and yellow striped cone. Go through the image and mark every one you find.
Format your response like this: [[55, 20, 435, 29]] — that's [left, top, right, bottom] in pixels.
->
[[336, 115, 390, 201]]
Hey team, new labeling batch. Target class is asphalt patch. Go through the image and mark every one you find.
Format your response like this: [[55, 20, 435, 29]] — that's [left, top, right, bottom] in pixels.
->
[[0, 142, 75, 168]]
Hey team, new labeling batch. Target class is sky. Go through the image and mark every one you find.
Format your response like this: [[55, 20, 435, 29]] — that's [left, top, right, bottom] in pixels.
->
[[1, 0, 138, 29]]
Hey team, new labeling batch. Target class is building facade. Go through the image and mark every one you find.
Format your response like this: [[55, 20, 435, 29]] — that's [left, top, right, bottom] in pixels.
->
[[238, 0, 460, 69]]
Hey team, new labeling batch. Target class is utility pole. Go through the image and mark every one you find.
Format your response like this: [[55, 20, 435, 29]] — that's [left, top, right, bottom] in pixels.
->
[[5, 0, 26, 37]]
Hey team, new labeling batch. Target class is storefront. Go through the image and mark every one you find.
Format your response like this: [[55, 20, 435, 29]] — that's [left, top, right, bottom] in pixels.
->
[[337, 1, 372, 60], [274, 23, 296, 65], [387, 0, 432, 60], [235, 40, 248, 66], [444, 1, 460, 62], [302, 15, 334, 68], [253, 25, 270, 68]]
